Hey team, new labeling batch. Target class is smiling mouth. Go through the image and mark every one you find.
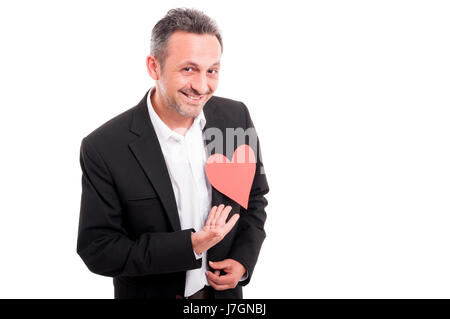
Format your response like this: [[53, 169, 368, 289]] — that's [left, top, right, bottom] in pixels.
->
[[180, 91, 204, 102]]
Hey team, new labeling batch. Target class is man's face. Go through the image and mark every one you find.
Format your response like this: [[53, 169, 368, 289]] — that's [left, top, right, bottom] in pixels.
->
[[155, 31, 222, 118]]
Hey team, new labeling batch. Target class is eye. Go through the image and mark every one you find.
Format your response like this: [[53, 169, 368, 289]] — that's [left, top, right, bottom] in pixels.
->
[[208, 69, 218, 75], [183, 67, 193, 72]]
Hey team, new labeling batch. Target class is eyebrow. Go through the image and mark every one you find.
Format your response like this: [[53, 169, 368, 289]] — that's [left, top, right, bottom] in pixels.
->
[[178, 61, 221, 68]]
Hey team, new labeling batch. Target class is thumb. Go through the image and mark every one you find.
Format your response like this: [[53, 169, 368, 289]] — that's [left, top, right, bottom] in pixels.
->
[[209, 259, 230, 270]]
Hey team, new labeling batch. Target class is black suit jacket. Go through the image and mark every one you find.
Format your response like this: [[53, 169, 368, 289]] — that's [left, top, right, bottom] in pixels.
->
[[77, 92, 269, 299]]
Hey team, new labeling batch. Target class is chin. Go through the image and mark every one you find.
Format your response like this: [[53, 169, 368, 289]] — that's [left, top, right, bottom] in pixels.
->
[[178, 100, 208, 118], [180, 107, 202, 118]]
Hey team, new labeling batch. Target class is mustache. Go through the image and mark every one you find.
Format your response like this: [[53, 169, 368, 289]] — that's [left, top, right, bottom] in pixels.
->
[[180, 88, 212, 96]]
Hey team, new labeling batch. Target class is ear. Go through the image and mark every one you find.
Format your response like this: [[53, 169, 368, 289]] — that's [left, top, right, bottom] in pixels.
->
[[146, 54, 160, 80]]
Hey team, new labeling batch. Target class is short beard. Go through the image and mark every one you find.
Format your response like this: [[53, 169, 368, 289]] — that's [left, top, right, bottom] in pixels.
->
[[168, 99, 197, 118], [160, 87, 202, 118]]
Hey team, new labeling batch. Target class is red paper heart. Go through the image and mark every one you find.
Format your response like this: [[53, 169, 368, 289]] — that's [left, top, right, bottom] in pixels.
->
[[205, 144, 256, 209]]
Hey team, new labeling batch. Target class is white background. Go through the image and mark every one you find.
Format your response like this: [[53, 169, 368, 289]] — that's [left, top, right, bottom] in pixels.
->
[[0, 0, 449, 298]]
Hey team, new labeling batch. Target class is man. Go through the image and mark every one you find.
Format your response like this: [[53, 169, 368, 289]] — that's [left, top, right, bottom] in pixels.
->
[[77, 8, 269, 299]]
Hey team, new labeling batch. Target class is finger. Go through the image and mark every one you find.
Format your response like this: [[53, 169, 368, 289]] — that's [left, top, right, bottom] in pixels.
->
[[206, 270, 234, 286], [211, 204, 225, 226], [205, 206, 218, 227], [221, 213, 240, 235], [207, 274, 235, 291], [207, 279, 230, 291], [209, 260, 230, 271], [216, 205, 232, 225]]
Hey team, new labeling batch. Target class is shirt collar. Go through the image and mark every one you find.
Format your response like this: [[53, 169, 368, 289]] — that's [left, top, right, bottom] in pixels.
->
[[146, 87, 207, 143]]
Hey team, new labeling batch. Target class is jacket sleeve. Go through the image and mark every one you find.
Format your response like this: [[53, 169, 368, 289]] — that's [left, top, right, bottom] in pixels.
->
[[77, 137, 201, 277], [228, 103, 269, 286]]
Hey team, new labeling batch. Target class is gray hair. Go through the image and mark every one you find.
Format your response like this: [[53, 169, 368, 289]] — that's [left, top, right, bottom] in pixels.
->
[[150, 8, 223, 68]]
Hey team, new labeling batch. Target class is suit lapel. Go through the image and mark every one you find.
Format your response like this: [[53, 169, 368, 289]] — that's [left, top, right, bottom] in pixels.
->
[[128, 93, 181, 231]]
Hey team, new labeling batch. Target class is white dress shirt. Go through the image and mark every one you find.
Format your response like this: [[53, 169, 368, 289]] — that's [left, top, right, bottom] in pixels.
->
[[147, 87, 212, 297]]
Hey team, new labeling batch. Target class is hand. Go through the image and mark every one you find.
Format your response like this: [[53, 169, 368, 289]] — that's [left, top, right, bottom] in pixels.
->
[[191, 204, 239, 255], [206, 259, 246, 290]]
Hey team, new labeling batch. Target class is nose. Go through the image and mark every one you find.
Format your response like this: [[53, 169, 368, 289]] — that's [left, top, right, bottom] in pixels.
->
[[190, 73, 209, 95]]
